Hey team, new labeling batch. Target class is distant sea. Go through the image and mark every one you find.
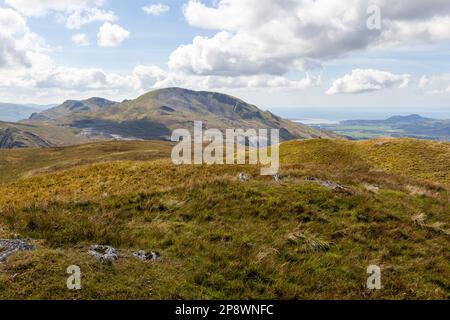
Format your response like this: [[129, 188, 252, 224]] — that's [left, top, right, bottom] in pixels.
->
[[292, 118, 340, 125], [271, 108, 450, 124]]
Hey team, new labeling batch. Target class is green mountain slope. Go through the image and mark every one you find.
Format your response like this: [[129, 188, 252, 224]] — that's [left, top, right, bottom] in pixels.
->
[[28, 88, 340, 141]]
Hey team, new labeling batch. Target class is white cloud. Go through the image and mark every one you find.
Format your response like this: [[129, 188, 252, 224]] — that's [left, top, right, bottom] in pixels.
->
[[6, 0, 115, 30], [34, 66, 130, 91], [72, 33, 90, 46], [155, 73, 320, 91], [131, 65, 319, 91], [169, 0, 450, 78], [3, 0, 450, 103], [5, 0, 106, 17], [0, 8, 130, 100], [418, 74, 450, 94], [326, 69, 412, 95], [418, 76, 431, 89], [0, 8, 50, 69], [64, 8, 116, 30], [143, 4, 170, 16], [0, 61, 319, 105], [97, 22, 130, 47]]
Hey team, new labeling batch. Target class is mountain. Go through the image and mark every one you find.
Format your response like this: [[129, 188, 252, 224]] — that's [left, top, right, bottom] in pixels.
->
[[385, 114, 432, 123], [342, 114, 434, 126], [27, 88, 339, 142], [29, 97, 118, 122], [317, 114, 450, 141], [0, 103, 53, 122]]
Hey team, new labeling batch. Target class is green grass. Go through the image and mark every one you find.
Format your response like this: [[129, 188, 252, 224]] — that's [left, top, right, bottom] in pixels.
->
[[0, 139, 448, 299], [0, 140, 173, 183]]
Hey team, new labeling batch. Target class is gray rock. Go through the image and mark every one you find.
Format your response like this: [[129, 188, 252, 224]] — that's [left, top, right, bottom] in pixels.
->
[[306, 177, 348, 191], [133, 250, 159, 261], [238, 172, 250, 182], [88, 245, 118, 262], [0, 239, 35, 262]]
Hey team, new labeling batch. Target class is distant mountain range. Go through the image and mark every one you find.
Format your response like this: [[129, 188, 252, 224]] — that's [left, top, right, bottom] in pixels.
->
[[0, 88, 339, 149], [0, 103, 55, 122], [316, 114, 450, 141]]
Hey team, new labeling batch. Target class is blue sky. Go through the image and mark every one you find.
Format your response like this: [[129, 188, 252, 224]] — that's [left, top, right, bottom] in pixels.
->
[[28, 0, 201, 71], [1, 0, 450, 118]]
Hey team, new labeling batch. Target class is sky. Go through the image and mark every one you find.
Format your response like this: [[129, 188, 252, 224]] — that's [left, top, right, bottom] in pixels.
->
[[0, 0, 450, 118]]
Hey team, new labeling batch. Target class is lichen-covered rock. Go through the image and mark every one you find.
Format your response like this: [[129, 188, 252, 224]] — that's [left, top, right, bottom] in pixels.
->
[[0, 239, 35, 262], [133, 250, 159, 261], [88, 245, 118, 262]]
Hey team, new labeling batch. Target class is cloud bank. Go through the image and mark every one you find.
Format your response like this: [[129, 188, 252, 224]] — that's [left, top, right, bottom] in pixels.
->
[[169, 0, 450, 79], [326, 69, 412, 95], [2, 0, 450, 103]]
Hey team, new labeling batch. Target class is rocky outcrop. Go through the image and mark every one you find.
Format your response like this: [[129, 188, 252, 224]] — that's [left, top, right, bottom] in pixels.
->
[[0, 239, 35, 262], [0, 127, 54, 149]]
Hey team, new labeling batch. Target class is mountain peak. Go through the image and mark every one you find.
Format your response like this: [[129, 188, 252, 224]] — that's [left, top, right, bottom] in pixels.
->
[[61, 97, 117, 107], [29, 97, 118, 121], [84, 97, 118, 106]]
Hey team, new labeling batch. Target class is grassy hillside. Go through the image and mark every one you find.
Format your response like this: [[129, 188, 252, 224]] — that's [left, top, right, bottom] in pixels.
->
[[0, 139, 448, 299], [0, 140, 174, 183]]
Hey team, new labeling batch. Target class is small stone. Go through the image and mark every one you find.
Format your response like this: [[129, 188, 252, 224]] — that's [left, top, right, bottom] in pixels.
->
[[133, 250, 159, 261], [88, 245, 118, 262], [238, 173, 250, 182]]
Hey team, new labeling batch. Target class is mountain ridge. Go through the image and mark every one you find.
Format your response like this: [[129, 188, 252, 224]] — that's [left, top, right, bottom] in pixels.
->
[[25, 87, 340, 143]]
